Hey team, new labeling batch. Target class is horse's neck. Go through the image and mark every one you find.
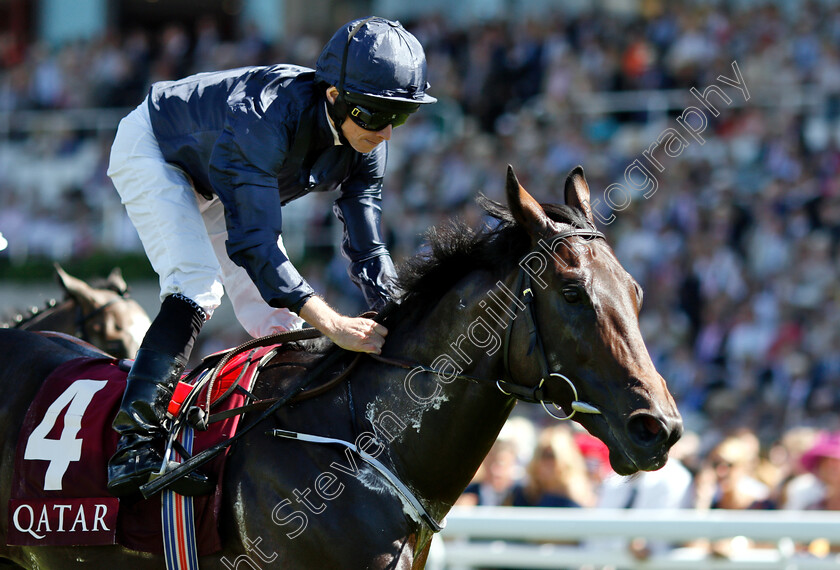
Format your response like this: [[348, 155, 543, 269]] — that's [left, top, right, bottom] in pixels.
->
[[358, 270, 519, 521], [17, 300, 75, 332]]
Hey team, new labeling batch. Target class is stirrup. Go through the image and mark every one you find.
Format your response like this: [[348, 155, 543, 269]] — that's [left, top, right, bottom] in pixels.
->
[[146, 409, 215, 497], [147, 460, 214, 497]]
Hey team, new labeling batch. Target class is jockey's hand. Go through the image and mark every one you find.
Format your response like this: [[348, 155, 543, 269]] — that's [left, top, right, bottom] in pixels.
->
[[326, 315, 388, 353], [299, 296, 388, 354]]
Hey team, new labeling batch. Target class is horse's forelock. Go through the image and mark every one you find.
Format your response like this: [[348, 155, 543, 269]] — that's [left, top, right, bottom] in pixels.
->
[[541, 202, 595, 231], [478, 194, 593, 231]]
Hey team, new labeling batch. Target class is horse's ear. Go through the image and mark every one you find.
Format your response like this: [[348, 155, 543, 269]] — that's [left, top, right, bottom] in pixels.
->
[[54, 263, 97, 305], [107, 267, 128, 295], [564, 166, 594, 224], [506, 165, 550, 238]]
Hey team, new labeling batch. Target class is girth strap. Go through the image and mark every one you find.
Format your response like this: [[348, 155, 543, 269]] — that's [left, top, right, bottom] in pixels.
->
[[269, 428, 445, 533]]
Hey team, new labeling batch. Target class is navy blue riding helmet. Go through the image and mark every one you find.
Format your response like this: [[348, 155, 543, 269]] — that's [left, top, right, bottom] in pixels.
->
[[315, 17, 437, 132]]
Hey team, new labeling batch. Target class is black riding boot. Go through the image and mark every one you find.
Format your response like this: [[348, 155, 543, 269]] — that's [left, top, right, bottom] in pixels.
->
[[107, 294, 214, 497]]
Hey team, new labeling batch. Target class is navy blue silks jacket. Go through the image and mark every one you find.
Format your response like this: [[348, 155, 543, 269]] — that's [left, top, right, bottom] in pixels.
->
[[146, 64, 397, 314]]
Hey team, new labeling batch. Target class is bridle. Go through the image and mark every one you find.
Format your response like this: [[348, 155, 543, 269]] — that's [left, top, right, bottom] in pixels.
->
[[501, 227, 606, 419], [72, 292, 129, 345], [13, 289, 136, 357], [372, 226, 607, 421]]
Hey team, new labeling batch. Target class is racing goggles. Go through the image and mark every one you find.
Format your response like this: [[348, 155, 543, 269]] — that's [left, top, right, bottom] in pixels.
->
[[345, 95, 420, 132]]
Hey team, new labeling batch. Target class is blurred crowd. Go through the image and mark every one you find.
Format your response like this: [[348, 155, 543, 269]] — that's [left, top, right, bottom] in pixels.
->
[[454, 419, 840, 561], [3, 0, 840, 532]]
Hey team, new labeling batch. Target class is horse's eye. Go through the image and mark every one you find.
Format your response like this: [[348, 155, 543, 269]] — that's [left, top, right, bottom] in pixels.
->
[[562, 287, 582, 303]]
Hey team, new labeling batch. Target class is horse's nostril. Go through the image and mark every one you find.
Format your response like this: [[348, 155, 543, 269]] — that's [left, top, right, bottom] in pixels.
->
[[627, 414, 667, 447], [642, 415, 661, 435]]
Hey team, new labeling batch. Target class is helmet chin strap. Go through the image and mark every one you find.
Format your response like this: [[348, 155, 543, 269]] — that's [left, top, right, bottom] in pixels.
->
[[325, 94, 351, 147]]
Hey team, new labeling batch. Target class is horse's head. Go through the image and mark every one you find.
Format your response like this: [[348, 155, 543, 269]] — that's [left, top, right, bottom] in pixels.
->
[[55, 264, 150, 359], [505, 166, 682, 475]]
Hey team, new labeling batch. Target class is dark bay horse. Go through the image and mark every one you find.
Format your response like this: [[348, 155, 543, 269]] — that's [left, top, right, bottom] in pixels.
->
[[3, 264, 150, 358], [0, 166, 682, 569]]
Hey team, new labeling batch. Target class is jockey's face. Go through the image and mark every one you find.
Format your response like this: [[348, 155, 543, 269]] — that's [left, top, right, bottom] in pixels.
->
[[341, 118, 392, 154], [326, 87, 393, 154]]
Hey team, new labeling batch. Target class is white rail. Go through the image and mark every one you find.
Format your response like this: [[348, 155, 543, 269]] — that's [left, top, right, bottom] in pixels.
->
[[436, 507, 840, 569]]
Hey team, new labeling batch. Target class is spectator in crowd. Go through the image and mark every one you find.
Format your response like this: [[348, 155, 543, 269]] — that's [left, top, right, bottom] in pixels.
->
[[771, 426, 821, 510], [573, 429, 613, 488], [691, 432, 778, 558], [589, 436, 694, 561], [694, 432, 775, 511], [799, 431, 840, 510], [598, 457, 693, 511], [457, 439, 521, 507], [586, 457, 692, 560], [505, 425, 596, 508]]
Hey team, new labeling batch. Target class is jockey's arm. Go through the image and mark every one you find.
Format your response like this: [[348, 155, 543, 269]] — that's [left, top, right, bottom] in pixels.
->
[[333, 144, 398, 311]]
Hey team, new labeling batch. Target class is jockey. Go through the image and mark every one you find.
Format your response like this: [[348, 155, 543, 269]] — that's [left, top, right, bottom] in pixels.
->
[[106, 17, 436, 497]]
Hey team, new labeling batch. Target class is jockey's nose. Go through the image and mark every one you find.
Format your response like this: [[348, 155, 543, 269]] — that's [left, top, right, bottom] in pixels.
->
[[376, 124, 393, 140]]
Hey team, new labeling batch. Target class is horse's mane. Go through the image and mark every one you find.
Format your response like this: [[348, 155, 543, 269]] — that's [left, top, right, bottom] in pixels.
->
[[381, 196, 594, 324], [0, 276, 125, 329], [1, 299, 64, 328]]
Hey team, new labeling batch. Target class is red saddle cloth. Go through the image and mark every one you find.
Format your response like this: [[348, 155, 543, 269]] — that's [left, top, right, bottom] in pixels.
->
[[8, 346, 277, 554]]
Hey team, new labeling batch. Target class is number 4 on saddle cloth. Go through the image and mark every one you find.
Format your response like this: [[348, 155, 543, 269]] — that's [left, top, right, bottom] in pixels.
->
[[7, 344, 280, 555]]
